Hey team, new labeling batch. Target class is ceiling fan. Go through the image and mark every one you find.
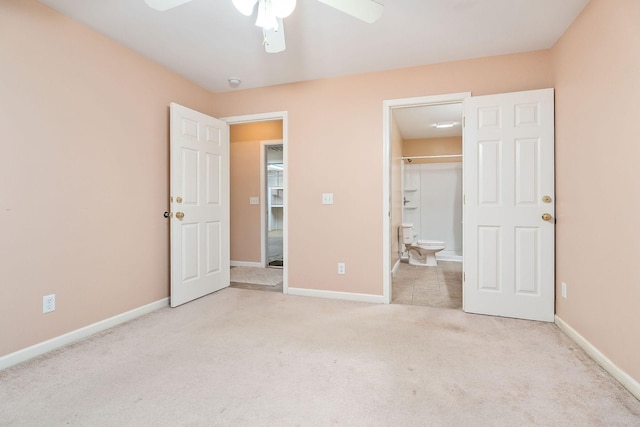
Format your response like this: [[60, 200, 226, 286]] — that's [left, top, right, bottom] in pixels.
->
[[144, 0, 384, 53]]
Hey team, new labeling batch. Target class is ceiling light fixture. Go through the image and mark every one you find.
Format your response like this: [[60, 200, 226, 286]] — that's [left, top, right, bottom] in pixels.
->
[[228, 78, 242, 88], [233, 0, 296, 31], [433, 122, 458, 129]]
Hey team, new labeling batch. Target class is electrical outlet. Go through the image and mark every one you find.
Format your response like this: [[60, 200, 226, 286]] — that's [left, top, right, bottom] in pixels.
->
[[322, 193, 334, 205], [43, 294, 56, 313], [561, 282, 567, 299], [337, 263, 345, 275]]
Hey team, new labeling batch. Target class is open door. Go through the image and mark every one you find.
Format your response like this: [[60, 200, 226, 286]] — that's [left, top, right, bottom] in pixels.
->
[[463, 89, 555, 322], [170, 103, 230, 307]]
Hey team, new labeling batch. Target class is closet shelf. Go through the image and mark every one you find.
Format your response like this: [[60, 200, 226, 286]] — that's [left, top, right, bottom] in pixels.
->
[[404, 205, 418, 210], [402, 154, 462, 160], [404, 188, 418, 192]]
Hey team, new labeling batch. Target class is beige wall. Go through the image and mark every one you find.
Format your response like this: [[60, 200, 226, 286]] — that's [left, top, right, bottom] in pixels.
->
[[230, 121, 283, 263], [402, 136, 462, 164], [552, 0, 640, 381], [209, 51, 554, 294], [0, 0, 217, 356], [230, 121, 283, 143]]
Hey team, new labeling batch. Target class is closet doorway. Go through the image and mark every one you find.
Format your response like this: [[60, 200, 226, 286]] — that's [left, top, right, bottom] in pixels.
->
[[264, 143, 284, 268], [223, 111, 288, 293]]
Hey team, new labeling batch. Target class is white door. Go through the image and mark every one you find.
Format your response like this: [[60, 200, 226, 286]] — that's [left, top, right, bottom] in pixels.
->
[[463, 89, 555, 322], [170, 103, 230, 307]]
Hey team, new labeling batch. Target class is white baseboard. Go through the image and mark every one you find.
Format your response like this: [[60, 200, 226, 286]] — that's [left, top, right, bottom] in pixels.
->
[[437, 252, 463, 262], [555, 315, 640, 400], [231, 261, 264, 268], [0, 298, 169, 371], [287, 287, 385, 304], [391, 259, 401, 277]]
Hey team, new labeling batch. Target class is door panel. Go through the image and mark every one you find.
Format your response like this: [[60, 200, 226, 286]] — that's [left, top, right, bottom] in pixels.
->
[[182, 148, 199, 203], [478, 226, 500, 290], [206, 153, 221, 204], [206, 221, 221, 273], [514, 227, 538, 294], [170, 103, 229, 307], [463, 89, 554, 322], [515, 139, 539, 204], [478, 141, 501, 204], [182, 223, 199, 281]]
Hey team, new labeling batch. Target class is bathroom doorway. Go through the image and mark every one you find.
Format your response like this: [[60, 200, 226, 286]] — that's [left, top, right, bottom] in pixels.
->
[[397, 103, 463, 263], [392, 102, 464, 308], [382, 92, 470, 306], [384, 90, 555, 320]]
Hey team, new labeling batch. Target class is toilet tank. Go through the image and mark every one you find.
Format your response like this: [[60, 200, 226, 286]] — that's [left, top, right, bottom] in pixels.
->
[[400, 224, 414, 244]]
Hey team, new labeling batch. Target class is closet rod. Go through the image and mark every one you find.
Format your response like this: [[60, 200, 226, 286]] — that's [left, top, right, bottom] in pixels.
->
[[401, 154, 462, 160]]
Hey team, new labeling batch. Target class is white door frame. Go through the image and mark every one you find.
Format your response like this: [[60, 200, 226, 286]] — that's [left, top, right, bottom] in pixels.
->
[[382, 93, 471, 304], [222, 111, 288, 294]]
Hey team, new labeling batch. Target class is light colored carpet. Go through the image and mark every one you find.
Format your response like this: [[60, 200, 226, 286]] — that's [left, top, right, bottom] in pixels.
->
[[230, 266, 282, 286], [1, 288, 639, 426]]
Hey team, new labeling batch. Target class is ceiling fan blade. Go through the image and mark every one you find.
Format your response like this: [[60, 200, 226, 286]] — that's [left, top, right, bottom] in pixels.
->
[[232, 0, 259, 16], [317, 0, 383, 23], [144, 0, 193, 12], [264, 18, 286, 53]]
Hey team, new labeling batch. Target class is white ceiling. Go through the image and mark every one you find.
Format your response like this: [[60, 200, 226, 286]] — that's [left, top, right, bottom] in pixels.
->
[[37, 0, 589, 94], [393, 103, 463, 139]]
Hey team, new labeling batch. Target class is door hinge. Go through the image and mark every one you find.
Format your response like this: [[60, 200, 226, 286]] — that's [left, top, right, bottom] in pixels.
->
[[463, 194, 465, 204], [463, 272, 465, 281], [463, 116, 466, 127]]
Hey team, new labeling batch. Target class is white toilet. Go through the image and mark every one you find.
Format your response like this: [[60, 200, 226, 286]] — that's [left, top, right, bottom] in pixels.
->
[[401, 223, 445, 267]]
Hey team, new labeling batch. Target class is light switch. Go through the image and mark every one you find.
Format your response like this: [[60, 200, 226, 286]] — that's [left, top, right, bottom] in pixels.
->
[[249, 197, 259, 205], [322, 193, 334, 205]]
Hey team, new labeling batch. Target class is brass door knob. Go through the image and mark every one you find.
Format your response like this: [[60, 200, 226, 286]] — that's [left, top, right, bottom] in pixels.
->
[[175, 212, 185, 220], [541, 213, 553, 222]]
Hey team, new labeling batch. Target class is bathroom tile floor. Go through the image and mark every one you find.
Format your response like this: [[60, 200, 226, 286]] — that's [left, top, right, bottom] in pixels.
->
[[392, 260, 463, 309]]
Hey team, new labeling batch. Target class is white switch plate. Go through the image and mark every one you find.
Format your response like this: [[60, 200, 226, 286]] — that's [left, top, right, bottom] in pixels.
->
[[249, 197, 259, 205], [322, 193, 334, 205], [561, 282, 567, 299], [337, 263, 345, 275]]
